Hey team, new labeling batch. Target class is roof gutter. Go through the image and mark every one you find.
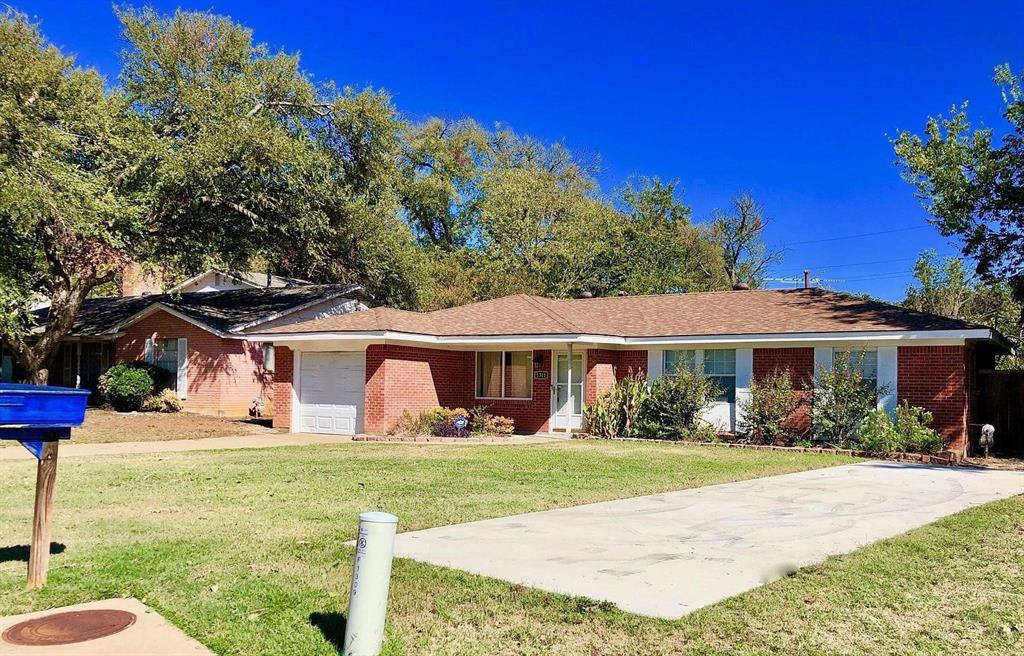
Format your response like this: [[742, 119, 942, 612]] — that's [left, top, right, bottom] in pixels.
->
[[246, 327, 1002, 347]]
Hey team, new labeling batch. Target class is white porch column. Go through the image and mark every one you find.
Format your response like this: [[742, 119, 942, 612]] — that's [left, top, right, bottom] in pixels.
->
[[734, 348, 753, 430], [877, 346, 898, 413]]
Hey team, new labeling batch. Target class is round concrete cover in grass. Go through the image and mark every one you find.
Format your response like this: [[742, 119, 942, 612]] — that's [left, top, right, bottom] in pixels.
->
[[2, 609, 136, 646]]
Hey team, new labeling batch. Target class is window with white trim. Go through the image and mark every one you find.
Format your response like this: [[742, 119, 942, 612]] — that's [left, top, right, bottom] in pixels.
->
[[154, 339, 179, 377], [662, 348, 736, 403], [476, 351, 532, 399], [262, 344, 275, 372], [833, 348, 877, 388]]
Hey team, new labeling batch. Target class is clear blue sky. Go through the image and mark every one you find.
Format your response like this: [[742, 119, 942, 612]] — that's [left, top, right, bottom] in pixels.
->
[[16, 1, 1024, 299]]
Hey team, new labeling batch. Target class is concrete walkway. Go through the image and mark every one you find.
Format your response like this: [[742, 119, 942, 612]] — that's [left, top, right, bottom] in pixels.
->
[[0, 598, 211, 655], [0, 433, 347, 460], [393, 461, 1024, 618]]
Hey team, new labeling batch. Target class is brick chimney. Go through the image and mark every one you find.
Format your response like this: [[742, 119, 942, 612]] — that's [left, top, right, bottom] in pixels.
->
[[121, 262, 164, 297]]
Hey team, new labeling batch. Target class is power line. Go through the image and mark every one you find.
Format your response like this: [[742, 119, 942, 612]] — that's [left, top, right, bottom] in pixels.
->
[[767, 252, 959, 274], [774, 225, 931, 248]]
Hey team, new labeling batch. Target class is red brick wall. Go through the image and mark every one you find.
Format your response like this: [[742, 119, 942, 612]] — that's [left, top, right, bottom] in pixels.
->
[[898, 346, 968, 454], [584, 349, 649, 404], [753, 347, 814, 435], [362, 345, 552, 434], [115, 309, 272, 416], [585, 349, 617, 405], [272, 346, 294, 430], [617, 351, 648, 379], [364, 345, 471, 433]]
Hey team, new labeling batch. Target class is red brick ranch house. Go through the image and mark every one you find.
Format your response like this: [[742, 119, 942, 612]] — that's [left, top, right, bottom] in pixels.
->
[[246, 289, 1009, 456], [12, 284, 364, 416]]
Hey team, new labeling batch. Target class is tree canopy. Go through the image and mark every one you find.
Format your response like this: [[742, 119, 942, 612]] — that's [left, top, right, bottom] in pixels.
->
[[0, 7, 776, 380], [894, 64, 1024, 317]]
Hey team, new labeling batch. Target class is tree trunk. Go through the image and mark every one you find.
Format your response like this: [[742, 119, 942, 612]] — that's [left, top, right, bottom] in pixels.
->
[[28, 368, 49, 386]]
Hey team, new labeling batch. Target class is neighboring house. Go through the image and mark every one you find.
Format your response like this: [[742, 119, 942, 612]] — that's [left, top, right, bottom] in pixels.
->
[[247, 289, 1010, 456], [169, 269, 312, 294], [29, 285, 364, 416]]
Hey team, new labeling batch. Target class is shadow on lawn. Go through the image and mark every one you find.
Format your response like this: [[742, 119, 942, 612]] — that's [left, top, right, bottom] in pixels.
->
[[0, 542, 65, 563], [310, 611, 347, 653]]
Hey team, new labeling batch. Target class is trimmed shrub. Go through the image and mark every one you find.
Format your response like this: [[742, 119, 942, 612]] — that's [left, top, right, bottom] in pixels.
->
[[739, 370, 799, 444], [141, 388, 183, 413], [642, 370, 719, 440], [98, 363, 154, 411]]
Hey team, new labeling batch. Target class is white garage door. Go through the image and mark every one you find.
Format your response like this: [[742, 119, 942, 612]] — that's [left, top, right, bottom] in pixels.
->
[[298, 352, 365, 435]]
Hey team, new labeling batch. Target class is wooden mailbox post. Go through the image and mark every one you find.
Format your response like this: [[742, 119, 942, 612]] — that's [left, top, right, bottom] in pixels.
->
[[0, 383, 88, 588]]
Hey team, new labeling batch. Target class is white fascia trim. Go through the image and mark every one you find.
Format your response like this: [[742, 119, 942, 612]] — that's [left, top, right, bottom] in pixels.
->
[[245, 328, 995, 345], [113, 303, 246, 339], [621, 329, 995, 345]]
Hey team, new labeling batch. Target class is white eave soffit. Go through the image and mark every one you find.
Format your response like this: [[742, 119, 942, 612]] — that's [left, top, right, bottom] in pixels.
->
[[246, 328, 996, 346]]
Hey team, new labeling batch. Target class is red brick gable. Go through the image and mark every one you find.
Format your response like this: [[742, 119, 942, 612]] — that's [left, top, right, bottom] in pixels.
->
[[116, 308, 271, 417]]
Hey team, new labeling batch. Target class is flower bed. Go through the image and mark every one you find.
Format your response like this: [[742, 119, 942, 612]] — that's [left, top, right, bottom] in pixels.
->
[[387, 406, 516, 439]]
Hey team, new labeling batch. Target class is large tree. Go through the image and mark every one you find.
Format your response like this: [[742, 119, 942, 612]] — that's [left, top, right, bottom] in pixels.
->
[[705, 194, 781, 288], [0, 8, 427, 382], [0, 10, 152, 382], [894, 64, 1024, 330]]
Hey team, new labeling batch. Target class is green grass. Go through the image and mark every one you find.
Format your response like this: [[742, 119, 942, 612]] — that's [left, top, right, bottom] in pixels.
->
[[0, 441, 1018, 654]]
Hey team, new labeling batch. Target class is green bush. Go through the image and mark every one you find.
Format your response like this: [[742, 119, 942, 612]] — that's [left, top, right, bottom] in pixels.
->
[[810, 352, 887, 445], [854, 402, 944, 454], [895, 402, 944, 454], [98, 363, 154, 411], [390, 406, 513, 437], [857, 408, 903, 454], [468, 407, 514, 435], [739, 370, 799, 444], [643, 370, 719, 440], [583, 370, 718, 441], [583, 373, 651, 438], [141, 388, 183, 413]]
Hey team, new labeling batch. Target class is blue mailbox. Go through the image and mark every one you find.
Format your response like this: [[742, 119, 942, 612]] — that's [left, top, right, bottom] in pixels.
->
[[0, 383, 89, 458], [0, 382, 89, 588]]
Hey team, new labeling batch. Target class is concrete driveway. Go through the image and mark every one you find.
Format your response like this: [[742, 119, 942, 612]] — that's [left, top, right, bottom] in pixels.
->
[[393, 462, 1024, 618]]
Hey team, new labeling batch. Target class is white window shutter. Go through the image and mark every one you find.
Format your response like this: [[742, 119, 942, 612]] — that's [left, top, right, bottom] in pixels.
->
[[876, 346, 898, 413], [176, 337, 188, 400], [143, 337, 155, 364]]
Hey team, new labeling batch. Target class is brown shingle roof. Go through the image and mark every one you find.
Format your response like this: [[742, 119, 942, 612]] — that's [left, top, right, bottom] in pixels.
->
[[249, 288, 994, 338]]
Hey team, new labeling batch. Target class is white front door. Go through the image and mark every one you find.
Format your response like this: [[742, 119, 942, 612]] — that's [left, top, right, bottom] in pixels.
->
[[551, 352, 584, 431], [298, 352, 365, 435]]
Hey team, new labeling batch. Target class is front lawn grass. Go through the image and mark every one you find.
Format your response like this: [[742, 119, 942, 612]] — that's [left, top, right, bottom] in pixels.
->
[[2, 441, 1017, 654], [0, 408, 279, 446]]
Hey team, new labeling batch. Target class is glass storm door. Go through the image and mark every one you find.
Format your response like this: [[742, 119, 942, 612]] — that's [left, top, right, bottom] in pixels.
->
[[552, 352, 584, 431]]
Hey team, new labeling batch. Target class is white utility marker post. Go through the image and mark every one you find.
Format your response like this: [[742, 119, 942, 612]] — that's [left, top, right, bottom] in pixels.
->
[[343, 511, 399, 656]]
